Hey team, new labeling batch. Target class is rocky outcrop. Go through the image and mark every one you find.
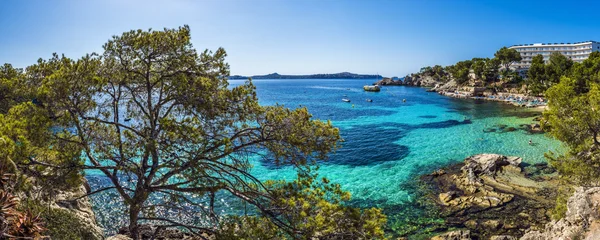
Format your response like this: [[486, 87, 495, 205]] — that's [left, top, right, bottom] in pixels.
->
[[373, 75, 445, 87], [521, 187, 600, 240], [431, 79, 458, 92], [107, 235, 132, 240], [24, 180, 104, 239], [430, 230, 471, 240], [403, 74, 441, 87], [373, 77, 403, 86], [423, 154, 558, 239]]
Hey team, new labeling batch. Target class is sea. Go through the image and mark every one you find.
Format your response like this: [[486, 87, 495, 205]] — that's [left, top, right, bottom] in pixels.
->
[[87, 79, 565, 236]]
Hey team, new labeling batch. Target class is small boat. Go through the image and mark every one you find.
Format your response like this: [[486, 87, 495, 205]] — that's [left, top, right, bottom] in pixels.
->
[[366, 99, 373, 102], [124, 118, 132, 122], [342, 98, 351, 102]]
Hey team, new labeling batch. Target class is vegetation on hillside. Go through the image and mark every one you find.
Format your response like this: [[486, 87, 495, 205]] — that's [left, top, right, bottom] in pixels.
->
[[413, 47, 520, 90]]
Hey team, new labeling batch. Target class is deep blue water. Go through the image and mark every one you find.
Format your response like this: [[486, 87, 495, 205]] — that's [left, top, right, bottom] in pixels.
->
[[88, 79, 564, 235]]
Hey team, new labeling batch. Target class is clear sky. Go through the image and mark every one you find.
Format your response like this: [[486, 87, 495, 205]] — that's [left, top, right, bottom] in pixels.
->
[[2, 0, 600, 77]]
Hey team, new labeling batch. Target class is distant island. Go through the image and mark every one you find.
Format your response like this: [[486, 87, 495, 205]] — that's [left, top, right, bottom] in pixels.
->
[[228, 72, 383, 79]]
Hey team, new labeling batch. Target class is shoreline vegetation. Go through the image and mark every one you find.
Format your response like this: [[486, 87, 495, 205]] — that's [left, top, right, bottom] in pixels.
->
[[387, 46, 600, 239]]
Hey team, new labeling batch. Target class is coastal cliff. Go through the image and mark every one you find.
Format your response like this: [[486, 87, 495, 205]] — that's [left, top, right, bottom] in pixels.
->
[[521, 187, 600, 240]]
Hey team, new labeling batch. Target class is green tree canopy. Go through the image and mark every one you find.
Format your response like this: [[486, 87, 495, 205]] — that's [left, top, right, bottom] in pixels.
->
[[28, 26, 385, 239], [471, 58, 486, 80], [545, 52, 574, 85], [543, 53, 600, 184], [494, 47, 522, 70], [447, 60, 472, 85], [527, 55, 546, 95], [482, 58, 500, 85]]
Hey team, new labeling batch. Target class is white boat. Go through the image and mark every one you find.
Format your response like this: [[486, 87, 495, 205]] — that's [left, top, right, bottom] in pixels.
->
[[366, 99, 373, 102], [342, 98, 351, 102]]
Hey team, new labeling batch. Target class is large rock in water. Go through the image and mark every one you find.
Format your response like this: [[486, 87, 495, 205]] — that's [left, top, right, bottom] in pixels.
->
[[521, 187, 600, 240], [462, 154, 522, 177], [423, 153, 557, 239]]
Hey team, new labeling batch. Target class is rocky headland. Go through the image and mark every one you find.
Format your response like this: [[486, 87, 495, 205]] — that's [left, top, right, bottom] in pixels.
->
[[423, 154, 559, 239], [373, 74, 441, 87]]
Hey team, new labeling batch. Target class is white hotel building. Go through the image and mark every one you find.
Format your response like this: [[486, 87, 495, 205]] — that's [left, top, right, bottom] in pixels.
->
[[509, 41, 600, 69]]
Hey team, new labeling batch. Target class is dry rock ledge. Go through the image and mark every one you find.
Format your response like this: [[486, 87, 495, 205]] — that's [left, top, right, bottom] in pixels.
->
[[424, 154, 559, 239], [521, 187, 600, 240]]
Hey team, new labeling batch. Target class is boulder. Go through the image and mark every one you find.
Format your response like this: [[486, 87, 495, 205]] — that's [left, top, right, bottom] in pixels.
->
[[107, 235, 133, 240], [439, 191, 458, 204], [529, 123, 543, 133], [490, 236, 518, 240], [461, 154, 521, 177], [431, 230, 471, 240]]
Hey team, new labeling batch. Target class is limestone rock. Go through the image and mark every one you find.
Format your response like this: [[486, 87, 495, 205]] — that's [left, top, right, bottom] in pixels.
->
[[490, 236, 517, 240], [439, 191, 457, 204], [461, 154, 522, 177], [521, 187, 600, 240], [432, 79, 458, 92], [482, 219, 501, 230], [430, 230, 471, 240], [52, 182, 104, 239], [107, 235, 133, 240]]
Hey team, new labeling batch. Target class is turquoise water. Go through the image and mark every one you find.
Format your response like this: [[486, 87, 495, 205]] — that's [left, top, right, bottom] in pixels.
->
[[88, 79, 564, 235], [230, 79, 563, 205]]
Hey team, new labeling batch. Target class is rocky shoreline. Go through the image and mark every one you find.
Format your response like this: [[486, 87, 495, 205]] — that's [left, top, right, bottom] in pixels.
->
[[373, 76, 548, 109], [421, 154, 559, 240]]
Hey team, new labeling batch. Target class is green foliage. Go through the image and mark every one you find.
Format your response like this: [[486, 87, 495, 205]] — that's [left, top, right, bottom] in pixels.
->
[[471, 58, 486, 80], [21, 200, 100, 240], [218, 172, 387, 239], [494, 47, 522, 70], [528, 53, 575, 96], [0, 171, 48, 239], [543, 55, 600, 184], [419, 65, 448, 81], [482, 57, 501, 84], [447, 60, 472, 85], [546, 52, 574, 85], [550, 187, 572, 220], [527, 55, 546, 95], [569, 52, 600, 94]]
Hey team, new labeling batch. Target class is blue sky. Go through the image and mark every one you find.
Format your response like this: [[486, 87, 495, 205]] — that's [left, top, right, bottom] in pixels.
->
[[2, 0, 600, 77]]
